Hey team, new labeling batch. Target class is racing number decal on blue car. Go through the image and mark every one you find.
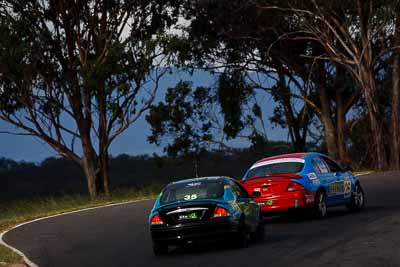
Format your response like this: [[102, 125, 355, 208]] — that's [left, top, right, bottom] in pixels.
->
[[344, 180, 352, 198], [329, 180, 352, 198], [329, 181, 344, 195]]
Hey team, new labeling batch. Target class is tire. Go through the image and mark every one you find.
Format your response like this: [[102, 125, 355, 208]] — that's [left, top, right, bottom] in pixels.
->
[[234, 217, 248, 248], [313, 190, 327, 219], [152, 242, 168, 256], [346, 182, 365, 211], [253, 215, 265, 242]]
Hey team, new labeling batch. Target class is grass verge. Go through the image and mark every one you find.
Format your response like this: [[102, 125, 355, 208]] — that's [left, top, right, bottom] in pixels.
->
[[0, 245, 22, 266], [0, 184, 163, 266]]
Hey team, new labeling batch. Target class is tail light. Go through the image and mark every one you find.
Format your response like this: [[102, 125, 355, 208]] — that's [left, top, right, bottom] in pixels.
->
[[150, 214, 164, 225], [287, 182, 305, 192], [212, 207, 230, 218]]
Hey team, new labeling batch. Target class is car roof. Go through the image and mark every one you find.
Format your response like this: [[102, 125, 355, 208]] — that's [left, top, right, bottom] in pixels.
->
[[169, 176, 231, 185]]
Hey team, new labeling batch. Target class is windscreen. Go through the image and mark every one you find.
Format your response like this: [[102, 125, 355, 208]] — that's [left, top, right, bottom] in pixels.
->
[[160, 179, 225, 204], [244, 160, 304, 179]]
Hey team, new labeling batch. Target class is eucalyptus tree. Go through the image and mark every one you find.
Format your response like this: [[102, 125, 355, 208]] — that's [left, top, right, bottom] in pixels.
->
[[0, 0, 180, 198], [156, 0, 359, 164], [162, 0, 318, 154], [184, 0, 399, 169], [261, 0, 400, 169]]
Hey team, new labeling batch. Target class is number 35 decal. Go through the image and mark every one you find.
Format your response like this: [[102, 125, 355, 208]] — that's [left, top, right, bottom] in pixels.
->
[[184, 194, 198, 200], [344, 181, 352, 198]]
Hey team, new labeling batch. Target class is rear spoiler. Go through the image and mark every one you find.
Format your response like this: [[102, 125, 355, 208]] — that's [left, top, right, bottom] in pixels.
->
[[241, 173, 301, 183], [157, 198, 226, 210]]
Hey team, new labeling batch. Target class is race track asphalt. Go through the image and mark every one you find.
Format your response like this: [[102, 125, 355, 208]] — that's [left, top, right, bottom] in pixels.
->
[[3, 172, 400, 267]]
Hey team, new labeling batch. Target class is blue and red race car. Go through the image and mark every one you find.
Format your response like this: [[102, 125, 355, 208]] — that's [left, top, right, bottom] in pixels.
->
[[240, 152, 365, 218]]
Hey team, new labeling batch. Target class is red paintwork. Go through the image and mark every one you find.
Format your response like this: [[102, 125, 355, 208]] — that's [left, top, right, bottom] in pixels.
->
[[241, 174, 315, 214], [255, 190, 315, 213], [255, 153, 307, 164]]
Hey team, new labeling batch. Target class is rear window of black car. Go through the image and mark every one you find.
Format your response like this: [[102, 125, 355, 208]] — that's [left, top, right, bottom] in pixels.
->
[[160, 179, 225, 204], [244, 162, 304, 179]]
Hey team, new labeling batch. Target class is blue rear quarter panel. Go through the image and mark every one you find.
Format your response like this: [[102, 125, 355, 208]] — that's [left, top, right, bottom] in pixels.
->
[[296, 153, 359, 204]]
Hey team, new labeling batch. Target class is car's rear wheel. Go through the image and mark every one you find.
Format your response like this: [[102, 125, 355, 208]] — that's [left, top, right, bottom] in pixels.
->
[[152, 242, 168, 256], [234, 217, 248, 248], [313, 190, 327, 219], [346, 182, 365, 211], [253, 214, 265, 242]]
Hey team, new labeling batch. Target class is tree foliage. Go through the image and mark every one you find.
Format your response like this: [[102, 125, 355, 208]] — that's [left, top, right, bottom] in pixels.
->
[[146, 0, 400, 170]]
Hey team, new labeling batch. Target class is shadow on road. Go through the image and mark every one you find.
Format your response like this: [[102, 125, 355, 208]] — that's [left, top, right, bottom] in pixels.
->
[[158, 205, 400, 257], [265, 205, 399, 224], [162, 223, 271, 257]]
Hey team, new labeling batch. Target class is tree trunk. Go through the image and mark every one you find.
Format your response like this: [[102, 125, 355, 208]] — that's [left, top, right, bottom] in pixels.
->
[[336, 95, 349, 164], [321, 112, 337, 158], [99, 152, 110, 196], [293, 139, 306, 152], [316, 61, 338, 159], [367, 103, 386, 170], [80, 127, 100, 199], [335, 66, 350, 165], [81, 147, 98, 199], [357, 0, 387, 170], [277, 66, 307, 152], [390, 17, 400, 170], [362, 68, 387, 170], [98, 86, 110, 195]]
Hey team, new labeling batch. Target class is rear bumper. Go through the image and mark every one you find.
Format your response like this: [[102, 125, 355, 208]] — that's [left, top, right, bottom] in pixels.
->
[[255, 191, 315, 214], [150, 218, 239, 244]]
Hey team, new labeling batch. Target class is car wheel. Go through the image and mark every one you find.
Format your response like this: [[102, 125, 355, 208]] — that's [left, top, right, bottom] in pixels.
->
[[313, 190, 327, 219], [152, 242, 168, 256], [234, 217, 248, 248], [346, 183, 365, 211], [253, 214, 265, 242]]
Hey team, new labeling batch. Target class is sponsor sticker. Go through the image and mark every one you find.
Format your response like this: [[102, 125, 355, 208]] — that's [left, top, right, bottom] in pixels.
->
[[307, 172, 318, 180], [188, 212, 198, 219], [305, 194, 314, 204], [265, 199, 273, 206], [178, 212, 198, 220], [312, 179, 321, 186], [187, 182, 201, 187], [257, 200, 273, 206], [229, 201, 240, 210]]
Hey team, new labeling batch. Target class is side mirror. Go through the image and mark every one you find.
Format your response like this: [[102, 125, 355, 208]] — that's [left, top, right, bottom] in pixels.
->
[[252, 191, 261, 198]]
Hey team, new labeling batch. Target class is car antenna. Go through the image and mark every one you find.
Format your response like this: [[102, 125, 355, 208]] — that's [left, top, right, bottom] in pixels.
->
[[194, 156, 199, 178]]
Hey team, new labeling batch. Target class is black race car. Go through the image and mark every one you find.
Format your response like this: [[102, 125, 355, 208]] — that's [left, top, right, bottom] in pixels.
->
[[148, 176, 264, 255]]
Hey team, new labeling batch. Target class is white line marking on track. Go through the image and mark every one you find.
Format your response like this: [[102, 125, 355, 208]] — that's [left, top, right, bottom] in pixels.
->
[[0, 198, 154, 267]]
